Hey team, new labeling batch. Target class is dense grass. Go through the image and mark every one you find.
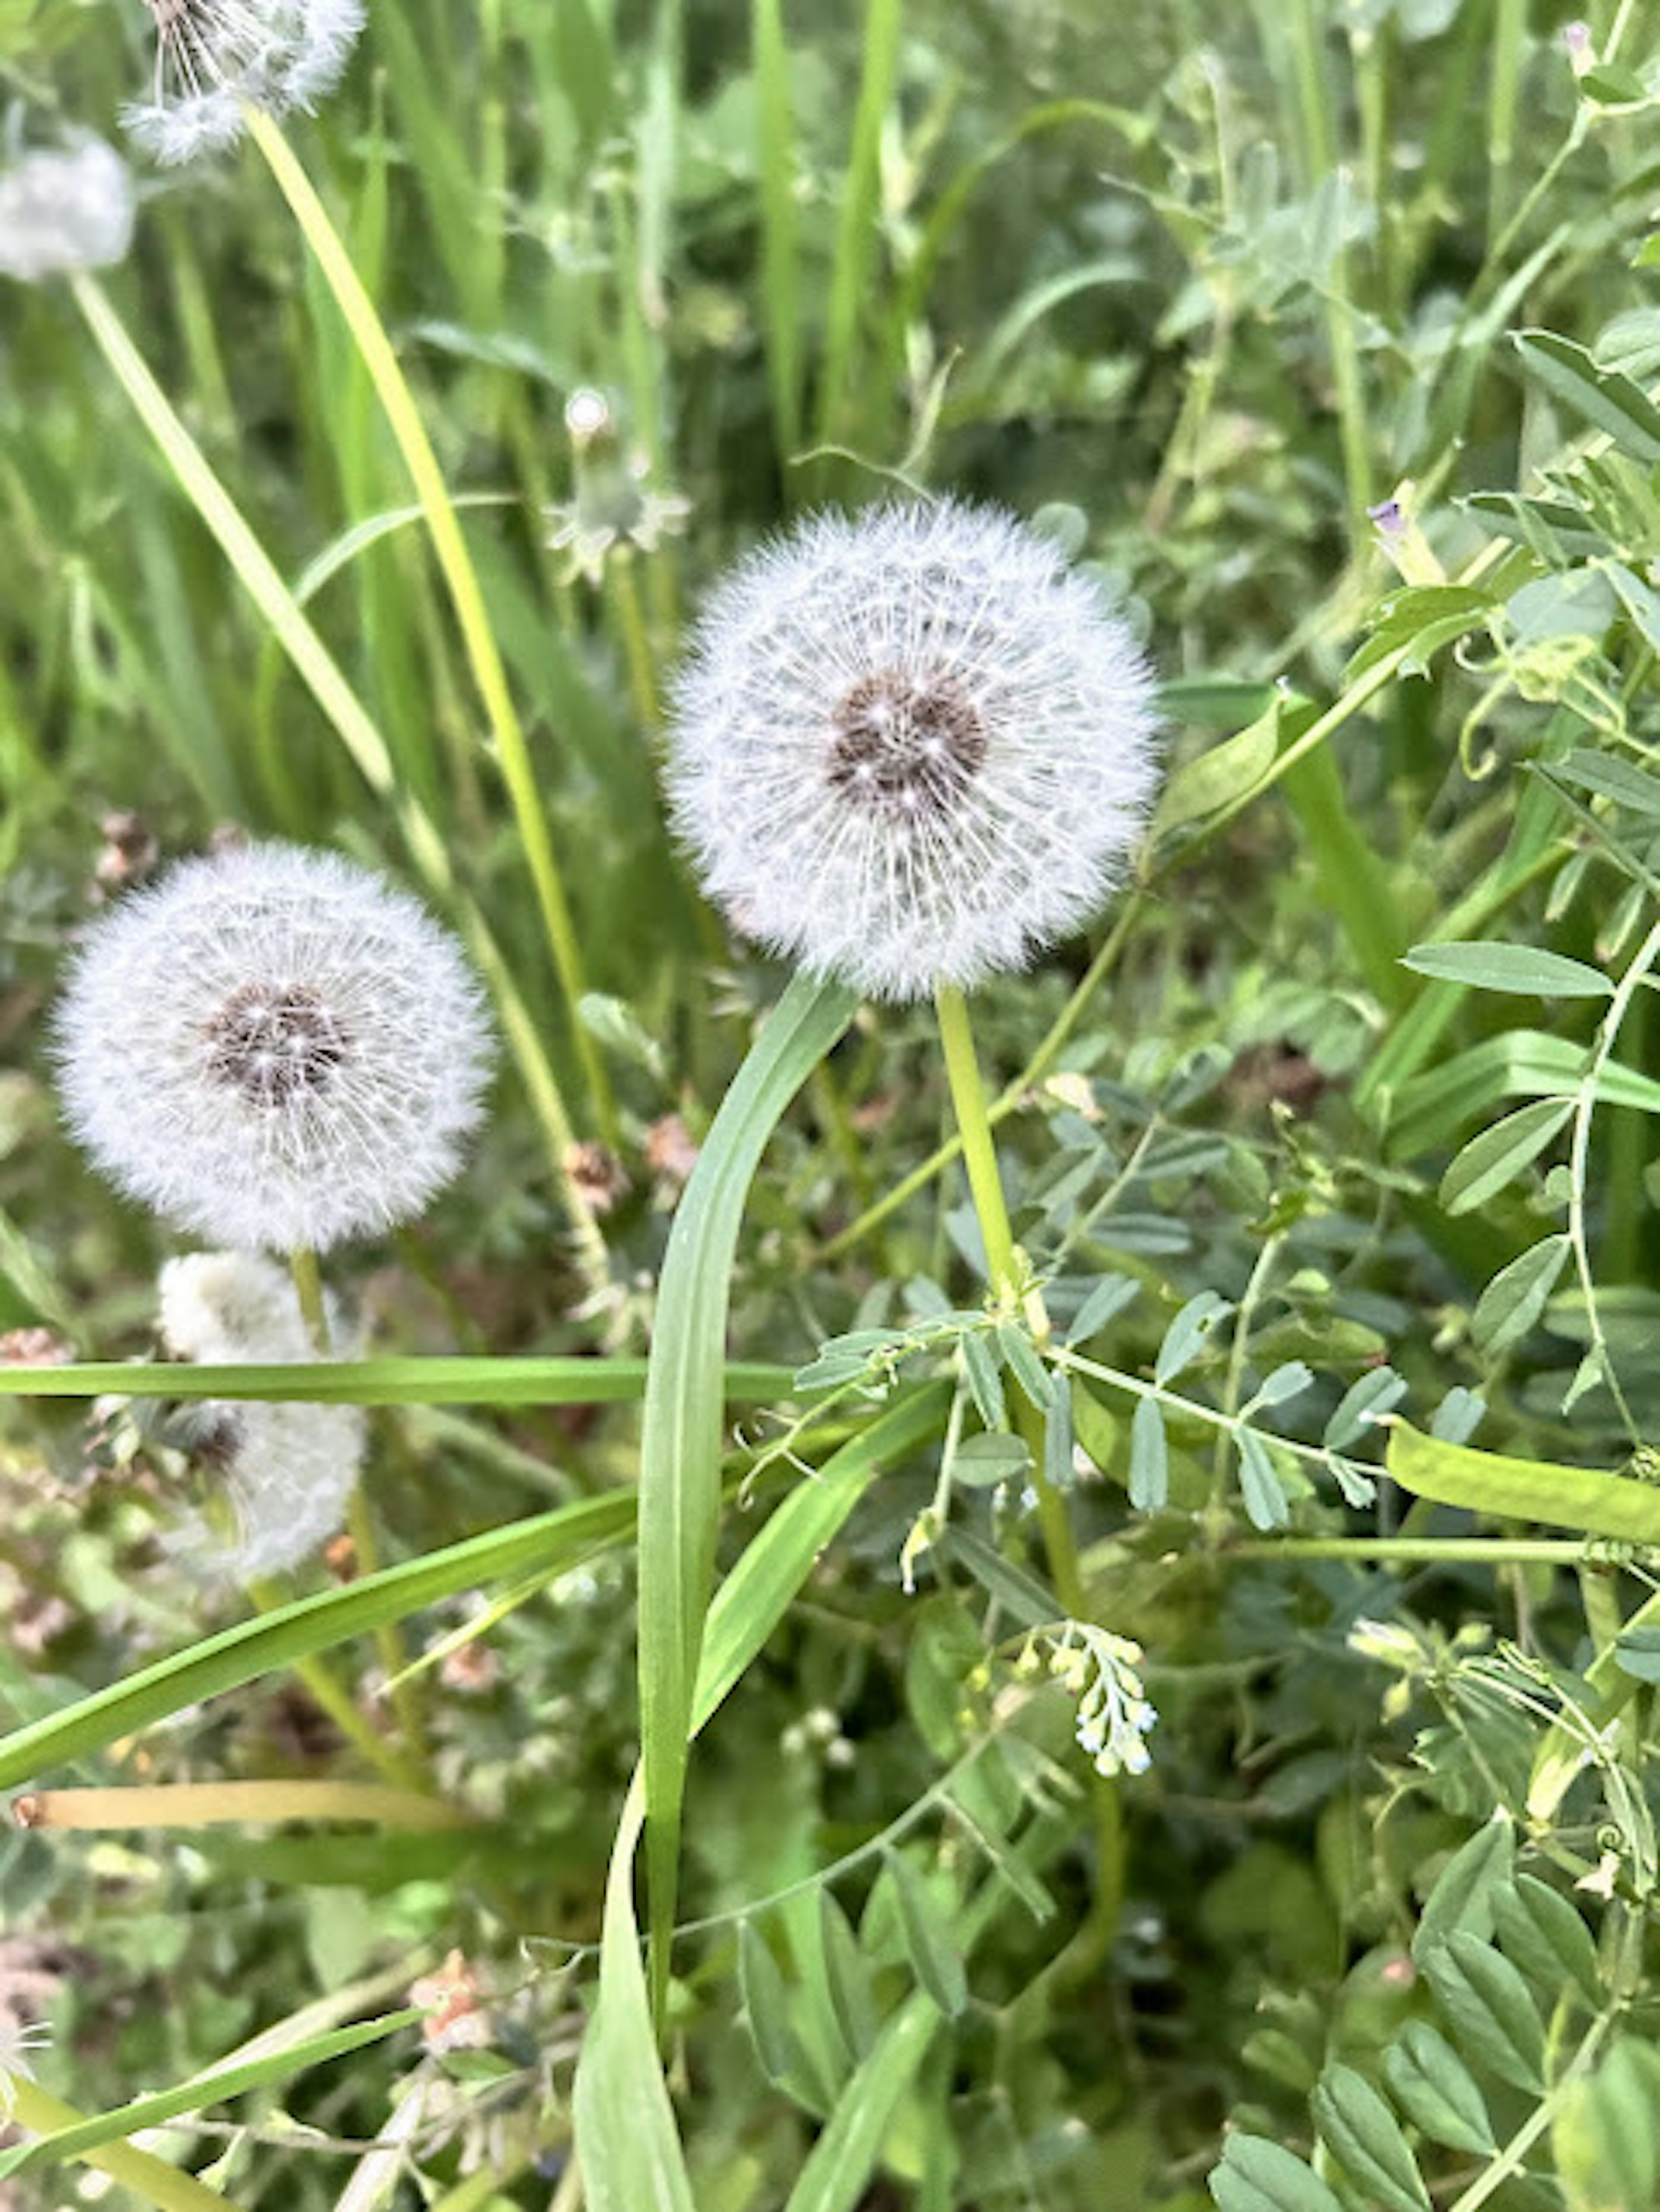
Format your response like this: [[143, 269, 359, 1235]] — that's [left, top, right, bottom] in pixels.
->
[[6, 2, 1660, 2206]]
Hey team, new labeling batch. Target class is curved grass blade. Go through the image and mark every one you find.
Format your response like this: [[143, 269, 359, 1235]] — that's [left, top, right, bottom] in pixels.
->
[[639, 971, 857, 2014], [0, 1492, 633, 1789]]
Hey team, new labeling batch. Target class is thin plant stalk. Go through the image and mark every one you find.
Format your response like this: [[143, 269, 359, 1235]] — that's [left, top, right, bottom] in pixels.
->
[[246, 108, 618, 1146]]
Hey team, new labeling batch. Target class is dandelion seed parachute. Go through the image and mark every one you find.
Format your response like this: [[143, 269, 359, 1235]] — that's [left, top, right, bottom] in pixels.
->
[[666, 500, 1161, 1003], [0, 138, 136, 281], [124, 0, 367, 166], [56, 842, 493, 1254], [159, 1251, 364, 1581]]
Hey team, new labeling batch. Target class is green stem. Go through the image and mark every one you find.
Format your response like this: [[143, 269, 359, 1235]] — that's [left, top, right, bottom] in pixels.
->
[[608, 550, 661, 728], [1229, 1537, 1609, 1563], [246, 109, 618, 1147], [289, 1249, 328, 1355], [6, 2076, 239, 2211], [247, 1576, 421, 1791]]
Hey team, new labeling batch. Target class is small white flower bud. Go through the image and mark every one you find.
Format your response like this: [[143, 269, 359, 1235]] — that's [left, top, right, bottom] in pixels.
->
[[666, 500, 1161, 1002], [55, 843, 493, 1254]]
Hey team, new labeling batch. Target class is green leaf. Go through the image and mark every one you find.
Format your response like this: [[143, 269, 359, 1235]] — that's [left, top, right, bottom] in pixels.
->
[[1472, 1236, 1572, 1357], [1422, 1931, 1546, 2094], [1401, 940, 1612, 998], [1551, 747, 1660, 818], [1515, 329, 1660, 465], [1153, 700, 1282, 837], [638, 973, 857, 2005], [1044, 1375, 1074, 1492], [1066, 1272, 1140, 1342], [1553, 2040, 1660, 2212], [1386, 1420, 1660, 1542], [996, 1323, 1051, 1410], [959, 1330, 1006, 1429], [885, 1853, 968, 2019], [940, 1527, 1057, 1629], [1237, 1429, 1290, 1531], [1155, 1290, 1235, 1384], [1310, 2063, 1430, 2212], [1439, 1098, 1574, 1215], [1388, 1028, 1660, 1159], [1324, 1366, 1407, 1451], [1347, 585, 1495, 684], [951, 1432, 1032, 1487], [740, 1922, 801, 2087], [1382, 2023, 1496, 2157], [1208, 2134, 1347, 2212], [1492, 1875, 1602, 2007], [572, 1781, 697, 2212], [1412, 1813, 1514, 1961], [784, 1994, 935, 2212], [1128, 1395, 1168, 1512], [819, 1893, 881, 2065]]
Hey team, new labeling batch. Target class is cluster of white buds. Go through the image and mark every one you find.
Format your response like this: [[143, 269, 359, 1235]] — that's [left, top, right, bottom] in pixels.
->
[[0, 136, 135, 282], [158, 1251, 364, 1583], [1045, 1623, 1158, 1779], [125, 0, 367, 166]]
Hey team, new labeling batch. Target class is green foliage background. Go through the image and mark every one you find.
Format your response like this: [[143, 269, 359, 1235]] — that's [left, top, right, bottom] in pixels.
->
[[6, 0, 1660, 2206]]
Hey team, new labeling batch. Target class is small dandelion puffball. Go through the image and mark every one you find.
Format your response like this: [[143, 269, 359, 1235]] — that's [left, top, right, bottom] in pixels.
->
[[0, 138, 136, 282], [56, 843, 493, 1253], [124, 0, 367, 166], [667, 500, 1161, 1002], [157, 1250, 364, 1581]]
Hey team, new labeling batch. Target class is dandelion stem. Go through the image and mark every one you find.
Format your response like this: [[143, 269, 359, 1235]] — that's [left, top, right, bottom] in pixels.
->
[[248, 1577, 421, 1792], [608, 552, 661, 728], [290, 1249, 329, 1356], [246, 108, 619, 1148]]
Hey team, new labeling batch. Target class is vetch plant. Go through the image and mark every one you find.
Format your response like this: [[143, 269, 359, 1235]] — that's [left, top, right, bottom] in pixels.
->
[[54, 841, 493, 1258], [125, 0, 367, 166], [0, 136, 135, 281]]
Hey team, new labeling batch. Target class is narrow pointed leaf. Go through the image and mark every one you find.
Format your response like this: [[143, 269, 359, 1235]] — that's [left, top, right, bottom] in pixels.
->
[[1383, 2024, 1496, 2157], [1422, 1932, 1546, 2093], [1310, 2063, 1430, 2212]]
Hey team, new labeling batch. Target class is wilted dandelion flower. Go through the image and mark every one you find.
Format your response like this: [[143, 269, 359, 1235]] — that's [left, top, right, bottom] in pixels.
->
[[56, 843, 492, 1253], [124, 0, 367, 166], [159, 1249, 365, 1581], [0, 137, 136, 281], [666, 501, 1160, 1002]]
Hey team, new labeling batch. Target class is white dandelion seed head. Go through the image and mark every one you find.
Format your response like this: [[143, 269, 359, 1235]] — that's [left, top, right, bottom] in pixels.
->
[[665, 500, 1161, 1003], [123, 0, 367, 167], [0, 136, 136, 282], [55, 842, 494, 1254], [178, 1395, 366, 1582], [158, 1248, 352, 1363], [155, 1249, 365, 1582]]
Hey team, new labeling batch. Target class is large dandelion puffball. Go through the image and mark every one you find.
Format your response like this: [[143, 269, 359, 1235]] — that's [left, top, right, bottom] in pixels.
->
[[666, 501, 1161, 1002], [56, 843, 493, 1253]]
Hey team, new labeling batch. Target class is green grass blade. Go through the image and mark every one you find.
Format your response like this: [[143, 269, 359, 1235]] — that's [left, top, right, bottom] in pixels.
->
[[638, 971, 857, 2012], [0, 2011, 421, 2177], [0, 1356, 795, 1406], [815, 0, 902, 453], [753, 0, 802, 465], [0, 1493, 633, 1788], [784, 1993, 936, 2212]]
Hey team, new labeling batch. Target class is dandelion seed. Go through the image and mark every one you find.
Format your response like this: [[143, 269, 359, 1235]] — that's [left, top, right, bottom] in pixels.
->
[[0, 137, 135, 281], [158, 1249, 365, 1581], [665, 500, 1160, 1002], [55, 842, 493, 1254], [124, 0, 367, 166]]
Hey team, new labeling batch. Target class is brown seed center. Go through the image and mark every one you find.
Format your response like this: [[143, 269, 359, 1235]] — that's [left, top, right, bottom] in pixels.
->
[[202, 982, 349, 1108], [827, 669, 987, 824]]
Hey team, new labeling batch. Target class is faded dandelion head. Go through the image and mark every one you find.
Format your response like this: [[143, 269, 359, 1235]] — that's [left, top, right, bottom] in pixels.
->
[[55, 843, 493, 1253], [124, 0, 367, 166], [0, 136, 135, 282], [665, 500, 1160, 1002], [158, 1249, 365, 1582]]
